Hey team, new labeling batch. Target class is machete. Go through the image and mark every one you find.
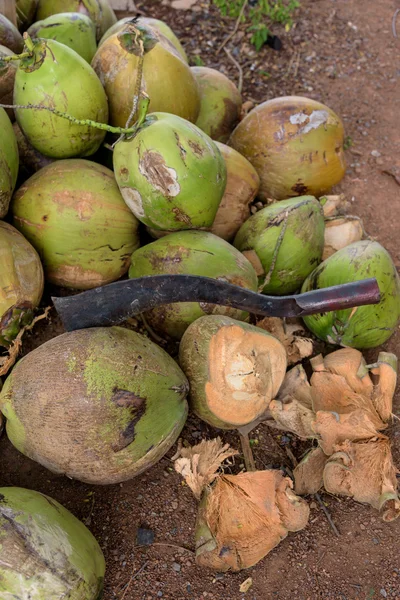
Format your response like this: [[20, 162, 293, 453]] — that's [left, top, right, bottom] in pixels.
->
[[52, 275, 381, 332]]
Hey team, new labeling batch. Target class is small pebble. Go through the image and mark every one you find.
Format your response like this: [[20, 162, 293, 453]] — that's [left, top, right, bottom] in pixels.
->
[[371, 150, 381, 157], [372, 537, 380, 545], [360, 524, 366, 530], [380, 589, 387, 598], [172, 562, 181, 572], [157, 592, 163, 598]]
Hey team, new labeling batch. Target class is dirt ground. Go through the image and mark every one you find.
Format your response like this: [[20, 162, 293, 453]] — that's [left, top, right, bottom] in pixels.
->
[[1, 0, 400, 598]]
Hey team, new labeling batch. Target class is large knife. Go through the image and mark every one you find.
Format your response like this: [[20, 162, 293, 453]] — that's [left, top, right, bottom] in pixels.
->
[[52, 275, 380, 332]]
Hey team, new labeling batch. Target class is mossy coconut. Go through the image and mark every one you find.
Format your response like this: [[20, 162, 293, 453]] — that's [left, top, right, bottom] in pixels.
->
[[0, 107, 19, 218], [0, 45, 18, 121], [192, 66, 242, 143], [16, 0, 39, 30], [11, 159, 139, 289], [92, 23, 199, 128], [36, 0, 117, 41], [301, 240, 400, 348], [0, 14, 23, 53], [0, 327, 189, 484], [0, 486, 105, 599], [14, 37, 108, 158], [179, 315, 287, 429], [99, 16, 188, 63], [114, 112, 226, 231], [0, 221, 44, 347], [128, 231, 258, 340], [28, 13, 97, 63], [229, 96, 346, 201], [210, 142, 260, 241], [234, 196, 325, 294]]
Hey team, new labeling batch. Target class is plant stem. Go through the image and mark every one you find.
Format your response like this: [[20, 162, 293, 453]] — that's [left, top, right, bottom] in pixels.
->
[[0, 51, 32, 62], [238, 431, 256, 471]]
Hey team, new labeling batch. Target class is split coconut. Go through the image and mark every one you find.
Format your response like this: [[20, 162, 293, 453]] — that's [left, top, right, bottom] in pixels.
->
[[0, 327, 189, 484], [11, 159, 140, 289], [234, 196, 325, 294], [174, 439, 309, 571], [128, 232, 258, 340], [0, 221, 44, 347], [0, 486, 105, 599], [229, 96, 346, 201], [301, 240, 400, 348]]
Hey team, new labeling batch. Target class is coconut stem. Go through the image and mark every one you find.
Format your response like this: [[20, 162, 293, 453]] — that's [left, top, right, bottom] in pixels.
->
[[0, 52, 31, 62], [0, 97, 151, 135], [238, 431, 256, 471]]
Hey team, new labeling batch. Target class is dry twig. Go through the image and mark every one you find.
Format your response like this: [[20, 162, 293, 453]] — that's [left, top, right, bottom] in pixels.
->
[[223, 47, 243, 93], [314, 492, 340, 537], [217, 0, 248, 54], [120, 561, 148, 600]]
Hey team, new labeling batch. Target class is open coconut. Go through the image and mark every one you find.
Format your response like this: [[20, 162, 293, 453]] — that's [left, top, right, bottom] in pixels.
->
[[210, 142, 260, 241], [0, 107, 19, 218], [92, 23, 199, 128], [0, 486, 105, 599], [28, 12, 97, 63], [229, 96, 346, 201], [0, 326, 189, 484], [0, 14, 24, 53], [11, 159, 140, 289], [0, 45, 18, 121], [114, 113, 226, 231], [0, 221, 44, 347], [36, 0, 117, 41], [99, 16, 188, 63], [174, 439, 309, 571], [301, 240, 400, 348], [234, 196, 325, 294], [14, 36, 108, 158], [128, 232, 258, 340], [192, 66, 242, 143]]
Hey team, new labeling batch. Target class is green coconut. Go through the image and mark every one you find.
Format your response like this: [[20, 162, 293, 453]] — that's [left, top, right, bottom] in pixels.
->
[[0, 14, 24, 53], [128, 231, 258, 340], [16, 0, 39, 30], [302, 240, 400, 348], [92, 24, 199, 128], [229, 96, 346, 201], [28, 13, 97, 63], [0, 45, 18, 121], [99, 16, 188, 63], [179, 315, 287, 429], [11, 159, 139, 289], [114, 112, 226, 231], [0, 108, 19, 218], [234, 196, 325, 295], [14, 37, 108, 159], [192, 66, 242, 143], [12, 121, 55, 175], [36, 0, 117, 41], [0, 221, 44, 347], [0, 326, 189, 484], [0, 486, 105, 599]]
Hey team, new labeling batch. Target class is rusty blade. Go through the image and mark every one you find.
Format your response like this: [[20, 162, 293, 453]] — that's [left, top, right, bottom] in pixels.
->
[[52, 275, 381, 332]]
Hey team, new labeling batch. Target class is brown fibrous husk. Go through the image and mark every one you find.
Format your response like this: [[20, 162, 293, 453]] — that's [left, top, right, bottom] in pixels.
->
[[174, 438, 309, 571], [257, 317, 314, 366], [323, 216, 364, 260]]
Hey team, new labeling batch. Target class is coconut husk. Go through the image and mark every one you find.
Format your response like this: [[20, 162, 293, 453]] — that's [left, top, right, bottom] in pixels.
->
[[175, 439, 309, 571], [257, 317, 314, 365], [293, 447, 328, 495], [320, 194, 350, 217], [323, 439, 400, 522], [323, 216, 364, 260]]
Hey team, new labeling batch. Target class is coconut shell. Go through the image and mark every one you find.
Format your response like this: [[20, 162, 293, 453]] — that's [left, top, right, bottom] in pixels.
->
[[0, 222, 44, 347], [0, 327, 189, 484], [0, 45, 17, 121], [11, 159, 140, 289], [229, 96, 346, 201], [0, 108, 19, 218], [36, 0, 117, 41], [14, 38, 108, 159], [210, 142, 260, 241], [128, 232, 258, 340], [99, 16, 188, 63], [114, 113, 226, 231], [192, 66, 242, 143], [302, 241, 400, 348], [92, 25, 199, 128], [28, 13, 98, 63], [0, 14, 24, 53], [0, 486, 105, 599], [234, 195, 325, 294], [179, 315, 287, 429]]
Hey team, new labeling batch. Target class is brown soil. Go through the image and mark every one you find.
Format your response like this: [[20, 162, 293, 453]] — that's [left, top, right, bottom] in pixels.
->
[[1, 0, 400, 598]]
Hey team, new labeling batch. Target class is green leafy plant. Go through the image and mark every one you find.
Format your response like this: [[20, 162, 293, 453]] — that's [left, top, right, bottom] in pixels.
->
[[213, 0, 300, 51], [191, 55, 205, 66]]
